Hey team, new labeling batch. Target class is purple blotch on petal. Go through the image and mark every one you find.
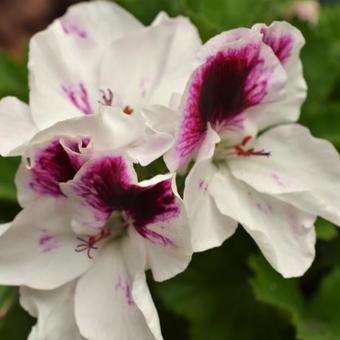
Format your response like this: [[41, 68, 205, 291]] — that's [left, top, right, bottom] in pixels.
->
[[72, 156, 180, 244], [30, 137, 90, 197], [175, 42, 270, 165], [61, 20, 88, 38], [62, 83, 93, 115], [38, 230, 60, 253]]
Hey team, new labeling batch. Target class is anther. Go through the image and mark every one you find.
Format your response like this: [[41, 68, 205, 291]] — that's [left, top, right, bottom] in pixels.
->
[[98, 89, 114, 106], [234, 135, 271, 157], [123, 105, 133, 115]]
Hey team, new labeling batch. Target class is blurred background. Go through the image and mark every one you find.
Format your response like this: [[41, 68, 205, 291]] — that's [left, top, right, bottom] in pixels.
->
[[1, 0, 340, 339]]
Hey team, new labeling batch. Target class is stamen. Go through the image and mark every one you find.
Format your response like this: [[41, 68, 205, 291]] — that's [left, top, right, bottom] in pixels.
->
[[123, 106, 133, 115], [75, 229, 112, 259], [234, 135, 270, 157], [98, 89, 114, 106]]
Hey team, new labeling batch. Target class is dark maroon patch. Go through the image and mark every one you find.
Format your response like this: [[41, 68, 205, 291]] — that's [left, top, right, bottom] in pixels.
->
[[174, 42, 269, 166], [29, 137, 89, 197], [72, 156, 180, 240]]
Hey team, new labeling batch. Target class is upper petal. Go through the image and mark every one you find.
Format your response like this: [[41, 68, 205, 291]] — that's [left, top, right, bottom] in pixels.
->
[[136, 174, 192, 281], [100, 13, 201, 109], [229, 124, 340, 227], [0, 97, 38, 156], [249, 21, 307, 128], [20, 282, 84, 340], [209, 167, 316, 278], [29, 1, 143, 129], [167, 28, 286, 171]]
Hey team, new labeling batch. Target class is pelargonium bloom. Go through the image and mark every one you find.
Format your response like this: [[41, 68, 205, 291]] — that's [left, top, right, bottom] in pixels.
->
[[0, 152, 191, 339], [166, 21, 340, 278], [0, 0, 201, 161]]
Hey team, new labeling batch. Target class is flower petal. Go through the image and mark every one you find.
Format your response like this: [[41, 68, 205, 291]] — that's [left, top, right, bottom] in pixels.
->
[[0, 199, 92, 289], [136, 174, 192, 281], [75, 241, 162, 340], [61, 154, 137, 234], [100, 14, 201, 109], [209, 167, 316, 278], [167, 28, 286, 170], [0, 97, 37, 156], [20, 282, 84, 340], [249, 21, 307, 128], [27, 106, 145, 157], [29, 1, 142, 129], [184, 160, 238, 251], [229, 124, 340, 227]]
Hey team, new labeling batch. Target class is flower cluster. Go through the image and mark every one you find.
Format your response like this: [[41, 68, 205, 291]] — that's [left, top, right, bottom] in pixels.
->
[[0, 1, 340, 339]]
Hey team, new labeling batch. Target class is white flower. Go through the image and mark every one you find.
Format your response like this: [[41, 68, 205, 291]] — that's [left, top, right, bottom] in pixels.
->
[[0, 0, 201, 160], [166, 21, 340, 278], [0, 152, 191, 339]]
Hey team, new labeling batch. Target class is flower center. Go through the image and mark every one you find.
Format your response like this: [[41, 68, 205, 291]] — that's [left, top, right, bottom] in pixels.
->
[[75, 211, 129, 259], [214, 135, 270, 162]]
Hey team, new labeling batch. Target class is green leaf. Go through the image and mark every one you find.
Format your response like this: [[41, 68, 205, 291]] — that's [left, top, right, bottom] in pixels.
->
[[315, 219, 338, 242], [0, 53, 28, 101], [0, 288, 34, 340], [250, 254, 340, 340], [115, 0, 186, 24], [155, 230, 294, 340], [0, 157, 19, 203]]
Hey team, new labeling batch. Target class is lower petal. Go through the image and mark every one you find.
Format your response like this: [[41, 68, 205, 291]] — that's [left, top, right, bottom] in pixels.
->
[[0, 199, 92, 289], [184, 160, 238, 251], [229, 124, 340, 226], [210, 167, 316, 278], [20, 282, 84, 340], [75, 241, 162, 340]]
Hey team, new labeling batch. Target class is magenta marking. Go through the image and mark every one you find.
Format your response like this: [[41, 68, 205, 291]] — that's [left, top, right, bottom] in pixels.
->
[[71, 156, 180, 244], [115, 277, 133, 305], [38, 230, 60, 253], [29, 137, 90, 198], [199, 180, 208, 192], [61, 21, 87, 38], [261, 28, 293, 65], [256, 202, 273, 215], [62, 83, 92, 115], [271, 173, 286, 188], [174, 41, 271, 168]]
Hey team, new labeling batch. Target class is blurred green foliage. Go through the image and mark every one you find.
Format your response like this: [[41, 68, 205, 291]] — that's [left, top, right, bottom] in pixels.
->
[[1, 0, 340, 339]]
